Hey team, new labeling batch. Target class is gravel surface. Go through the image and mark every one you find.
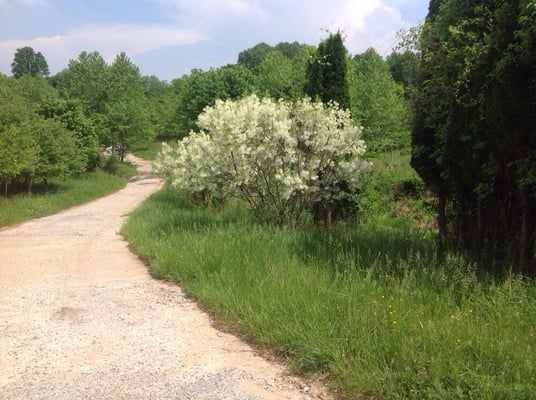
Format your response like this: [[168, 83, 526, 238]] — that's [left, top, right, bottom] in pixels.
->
[[0, 155, 331, 400]]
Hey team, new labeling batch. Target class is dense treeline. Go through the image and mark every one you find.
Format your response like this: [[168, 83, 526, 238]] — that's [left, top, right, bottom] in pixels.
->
[[0, 51, 155, 195], [412, 0, 536, 273], [167, 34, 411, 155], [1, 33, 411, 196], [0, 75, 90, 195]]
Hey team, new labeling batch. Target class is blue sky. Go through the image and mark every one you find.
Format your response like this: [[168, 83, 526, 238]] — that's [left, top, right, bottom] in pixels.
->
[[0, 0, 429, 81]]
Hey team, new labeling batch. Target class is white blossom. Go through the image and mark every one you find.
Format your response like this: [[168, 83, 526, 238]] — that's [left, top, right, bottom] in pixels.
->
[[154, 95, 371, 224]]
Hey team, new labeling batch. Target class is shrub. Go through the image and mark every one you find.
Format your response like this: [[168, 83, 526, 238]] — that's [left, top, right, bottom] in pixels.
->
[[154, 95, 371, 225]]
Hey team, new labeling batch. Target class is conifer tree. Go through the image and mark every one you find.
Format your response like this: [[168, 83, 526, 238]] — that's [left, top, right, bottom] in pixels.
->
[[305, 31, 350, 110], [412, 0, 536, 273]]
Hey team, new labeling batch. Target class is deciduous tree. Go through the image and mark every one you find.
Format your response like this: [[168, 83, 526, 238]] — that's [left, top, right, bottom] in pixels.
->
[[11, 47, 49, 78], [107, 52, 151, 161], [170, 65, 255, 137], [349, 48, 410, 154]]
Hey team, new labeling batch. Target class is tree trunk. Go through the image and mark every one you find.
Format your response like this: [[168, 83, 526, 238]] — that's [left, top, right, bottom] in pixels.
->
[[437, 189, 447, 238], [120, 130, 126, 162], [519, 187, 536, 274], [24, 174, 33, 196]]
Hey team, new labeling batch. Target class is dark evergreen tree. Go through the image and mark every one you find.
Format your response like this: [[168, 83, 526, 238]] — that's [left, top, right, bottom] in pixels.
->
[[305, 31, 350, 110], [304, 32, 353, 223], [412, 0, 536, 274]]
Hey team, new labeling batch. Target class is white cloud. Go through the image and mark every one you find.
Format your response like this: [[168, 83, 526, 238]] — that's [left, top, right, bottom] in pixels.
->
[[149, 0, 413, 57], [341, 3, 408, 55], [0, 0, 425, 78], [154, 0, 267, 25], [185, 0, 267, 20], [0, 24, 206, 73], [255, 0, 410, 56], [68, 24, 206, 60], [0, 0, 48, 8]]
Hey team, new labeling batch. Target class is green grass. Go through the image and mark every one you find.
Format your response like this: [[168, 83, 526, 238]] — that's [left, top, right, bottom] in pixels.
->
[[130, 139, 162, 160], [121, 153, 536, 399], [122, 188, 536, 399], [0, 162, 136, 227]]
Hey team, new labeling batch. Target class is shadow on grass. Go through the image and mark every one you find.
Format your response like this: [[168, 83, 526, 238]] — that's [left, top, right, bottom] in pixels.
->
[[4, 180, 69, 197], [291, 222, 442, 278], [145, 186, 507, 290]]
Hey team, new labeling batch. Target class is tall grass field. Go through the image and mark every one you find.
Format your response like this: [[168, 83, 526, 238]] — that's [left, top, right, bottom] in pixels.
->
[[121, 154, 536, 399]]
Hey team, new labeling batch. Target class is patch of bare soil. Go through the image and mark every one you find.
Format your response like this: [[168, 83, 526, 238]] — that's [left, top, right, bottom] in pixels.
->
[[0, 155, 332, 400]]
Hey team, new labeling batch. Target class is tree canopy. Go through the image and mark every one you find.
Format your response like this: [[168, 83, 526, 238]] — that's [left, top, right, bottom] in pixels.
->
[[0, 75, 86, 195], [349, 48, 410, 154], [11, 47, 49, 78]]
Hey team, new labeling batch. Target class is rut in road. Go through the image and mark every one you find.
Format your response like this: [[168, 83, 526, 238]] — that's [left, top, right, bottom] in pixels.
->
[[0, 155, 330, 400]]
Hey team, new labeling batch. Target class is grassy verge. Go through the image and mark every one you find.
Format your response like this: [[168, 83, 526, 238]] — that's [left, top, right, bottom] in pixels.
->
[[0, 162, 136, 228], [121, 153, 535, 399], [130, 139, 162, 160]]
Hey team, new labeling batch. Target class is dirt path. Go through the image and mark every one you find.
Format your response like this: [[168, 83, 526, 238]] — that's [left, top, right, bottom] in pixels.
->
[[0, 155, 330, 400]]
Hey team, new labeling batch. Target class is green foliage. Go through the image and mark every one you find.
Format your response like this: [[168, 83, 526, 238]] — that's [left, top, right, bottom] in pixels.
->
[[55, 51, 109, 115], [349, 48, 411, 154], [11, 46, 49, 78], [238, 41, 315, 101], [237, 42, 274, 70], [54, 51, 153, 159], [106, 52, 152, 160], [38, 98, 100, 170], [357, 151, 433, 227], [142, 76, 178, 140], [255, 50, 295, 98], [305, 31, 351, 109], [169, 65, 256, 136], [0, 75, 92, 195], [32, 118, 86, 191], [0, 122, 38, 195], [0, 75, 30, 126], [217, 64, 256, 98], [386, 50, 420, 91], [123, 180, 536, 400], [412, 0, 536, 273], [54, 51, 111, 145], [170, 69, 226, 135]]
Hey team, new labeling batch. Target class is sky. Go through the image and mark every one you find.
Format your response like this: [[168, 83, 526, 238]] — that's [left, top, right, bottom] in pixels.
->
[[0, 0, 429, 82]]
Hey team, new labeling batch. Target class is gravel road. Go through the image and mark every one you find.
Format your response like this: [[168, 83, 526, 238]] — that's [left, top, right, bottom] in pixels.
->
[[0, 155, 330, 400]]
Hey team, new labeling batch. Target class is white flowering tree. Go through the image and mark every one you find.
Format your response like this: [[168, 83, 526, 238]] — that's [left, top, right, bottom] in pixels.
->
[[154, 95, 370, 225]]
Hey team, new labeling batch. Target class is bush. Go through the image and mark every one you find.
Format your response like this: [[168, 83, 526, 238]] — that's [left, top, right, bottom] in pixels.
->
[[154, 95, 371, 225]]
